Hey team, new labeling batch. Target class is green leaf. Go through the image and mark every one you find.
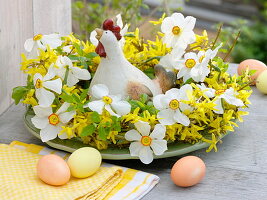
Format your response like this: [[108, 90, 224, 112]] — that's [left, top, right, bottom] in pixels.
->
[[60, 93, 74, 103], [140, 93, 148, 103], [183, 78, 194, 85], [248, 69, 257, 75], [91, 111, 101, 123], [72, 93, 80, 103], [12, 86, 28, 105], [80, 124, 96, 137], [73, 43, 83, 55], [142, 56, 161, 64], [80, 88, 89, 101], [85, 52, 98, 59], [98, 125, 107, 140], [124, 33, 136, 37], [67, 105, 76, 112]]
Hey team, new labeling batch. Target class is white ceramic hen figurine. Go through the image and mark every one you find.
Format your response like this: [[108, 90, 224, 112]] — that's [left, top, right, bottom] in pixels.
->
[[89, 19, 175, 99]]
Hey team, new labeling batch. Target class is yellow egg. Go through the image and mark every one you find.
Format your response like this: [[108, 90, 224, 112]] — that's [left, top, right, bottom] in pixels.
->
[[256, 70, 267, 94], [67, 147, 102, 178], [37, 154, 70, 186], [238, 59, 267, 85], [170, 156, 206, 187]]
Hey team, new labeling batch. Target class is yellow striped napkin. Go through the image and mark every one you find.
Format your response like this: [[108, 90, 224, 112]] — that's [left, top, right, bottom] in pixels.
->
[[5, 141, 159, 200]]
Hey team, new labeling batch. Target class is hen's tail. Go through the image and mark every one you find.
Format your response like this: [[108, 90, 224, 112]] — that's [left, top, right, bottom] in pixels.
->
[[154, 64, 176, 93]]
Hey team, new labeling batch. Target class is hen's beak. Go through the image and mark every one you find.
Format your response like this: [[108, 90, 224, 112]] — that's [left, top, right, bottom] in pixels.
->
[[95, 28, 103, 40]]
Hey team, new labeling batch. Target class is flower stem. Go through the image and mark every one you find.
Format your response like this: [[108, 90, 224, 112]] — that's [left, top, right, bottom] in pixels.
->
[[211, 24, 223, 49], [223, 31, 241, 62]]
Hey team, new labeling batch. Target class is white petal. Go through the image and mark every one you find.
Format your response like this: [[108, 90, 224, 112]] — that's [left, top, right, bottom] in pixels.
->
[[67, 72, 79, 87], [214, 98, 224, 114], [104, 104, 119, 117], [31, 116, 49, 129], [153, 94, 167, 110], [36, 88, 55, 107], [59, 110, 76, 123], [165, 88, 180, 99], [125, 130, 142, 141], [129, 141, 143, 156], [177, 67, 189, 79], [40, 124, 61, 142], [134, 121, 151, 136], [223, 95, 244, 107], [139, 146, 154, 164], [120, 24, 128, 36], [87, 100, 105, 114], [173, 109, 190, 126], [43, 78, 62, 94], [90, 30, 99, 46], [179, 102, 193, 112], [161, 16, 175, 33], [111, 101, 131, 115], [41, 34, 62, 49], [43, 66, 56, 81], [58, 132, 68, 139], [171, 13, 185, 23], [91, 84, 109, 99], [150, 140, 168, 155], [116, 14, 123, 28], [150, 124, 166, 140], [183, 16, 196, 31], [33, 105, 52, 117], [158, 109, 176, 125], [24, 38, 34, 52], [71, 67, 91, 80], [177, 84, 192, 100], [56, 102, 70, 114]]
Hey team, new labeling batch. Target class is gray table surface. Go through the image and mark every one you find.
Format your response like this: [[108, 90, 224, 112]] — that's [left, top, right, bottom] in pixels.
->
[[1, 65, 267, 200]]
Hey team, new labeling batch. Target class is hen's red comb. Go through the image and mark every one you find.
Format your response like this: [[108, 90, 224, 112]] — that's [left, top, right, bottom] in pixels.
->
[[102, 19, 122, 41]]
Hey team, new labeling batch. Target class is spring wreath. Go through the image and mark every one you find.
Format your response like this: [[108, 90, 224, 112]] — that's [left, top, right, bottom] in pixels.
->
[[12, 13, 252, 164]]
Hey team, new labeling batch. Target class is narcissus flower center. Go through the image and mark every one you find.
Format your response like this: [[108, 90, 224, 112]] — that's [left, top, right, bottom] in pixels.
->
[[35, 79, 42, 89], [185, 59, 196, 68], [215, 89, 226, 96], [102, 96, 113, 104], [48, 114, 60, 125], [169, 99, 180, 110], [141, 136, 152, 146], [172, 26, 181, 35], [33, 34, 43, 41]]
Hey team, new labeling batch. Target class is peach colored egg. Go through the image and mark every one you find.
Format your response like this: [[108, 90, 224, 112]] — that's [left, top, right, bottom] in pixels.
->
[[170, 156, 206, 187], [237, 59, 267, 85], [37, 154, 70, 186]]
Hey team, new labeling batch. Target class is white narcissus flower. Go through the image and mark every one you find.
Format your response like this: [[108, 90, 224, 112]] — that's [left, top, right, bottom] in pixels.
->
[[159, 46, 185, 72], [85, 84, 131, 117], [153, 85, 193, 126], [55, 56, 91, 87], [197, 83, 216, 98], [176, 52, 200, 82], [197, 84, 244, 114], [31, 103, 76, 142], [125, 121, 167, 164], [33, 68, 62, 107], [161, 13, 196, 48], [190, 44, 223, 82], [90, 14, 128, 48], [24, 33, 62, 58]]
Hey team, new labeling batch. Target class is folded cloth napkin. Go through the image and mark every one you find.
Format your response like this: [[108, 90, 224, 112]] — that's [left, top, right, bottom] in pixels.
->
[[2, 141, 159, 200]]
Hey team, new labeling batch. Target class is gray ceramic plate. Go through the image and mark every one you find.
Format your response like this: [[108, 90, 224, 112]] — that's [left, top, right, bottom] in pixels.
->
[[24, 110, 228, 160]]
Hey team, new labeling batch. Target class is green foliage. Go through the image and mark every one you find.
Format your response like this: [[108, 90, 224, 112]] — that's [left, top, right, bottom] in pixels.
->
[[12, 86, 29, 105], [60, 88, 89, 112], [72, 0, 149, 40], [128, 94, 157, 115], [216, 1, 267, 64]]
